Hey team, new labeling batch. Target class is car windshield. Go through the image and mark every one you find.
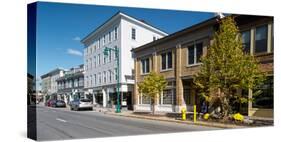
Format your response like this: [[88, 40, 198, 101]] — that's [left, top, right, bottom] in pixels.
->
[[80, 99, 91, 102]]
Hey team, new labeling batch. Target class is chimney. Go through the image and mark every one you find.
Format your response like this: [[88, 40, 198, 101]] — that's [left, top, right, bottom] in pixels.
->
[[214, 12, 225, 19]]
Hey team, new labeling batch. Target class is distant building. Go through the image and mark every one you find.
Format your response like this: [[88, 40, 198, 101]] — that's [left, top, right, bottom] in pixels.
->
[[27, 73, 35, 105], [56, 64, 84, 104], [41, 68, 65, 100], [81, 12, 168, 110], [132, 15, 273, 118]]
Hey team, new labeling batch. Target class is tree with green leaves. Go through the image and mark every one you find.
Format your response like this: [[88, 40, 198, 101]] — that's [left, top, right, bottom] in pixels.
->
[[138, 72, 167, 115], [194, 16, 265, 120]]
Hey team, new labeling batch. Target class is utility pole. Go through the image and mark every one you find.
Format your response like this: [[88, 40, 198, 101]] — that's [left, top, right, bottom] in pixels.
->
[[103, 47, 121, 113]]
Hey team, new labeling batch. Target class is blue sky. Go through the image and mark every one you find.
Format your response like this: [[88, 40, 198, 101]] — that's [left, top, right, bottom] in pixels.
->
[[36, 2, 214, 79]]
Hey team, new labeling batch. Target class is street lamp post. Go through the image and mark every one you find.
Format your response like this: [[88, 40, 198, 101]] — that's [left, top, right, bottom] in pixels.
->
[[103, 47, 121, 113]]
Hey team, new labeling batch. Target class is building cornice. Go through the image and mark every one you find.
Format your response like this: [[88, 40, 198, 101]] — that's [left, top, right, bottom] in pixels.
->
[[81, 12, 168, 45]]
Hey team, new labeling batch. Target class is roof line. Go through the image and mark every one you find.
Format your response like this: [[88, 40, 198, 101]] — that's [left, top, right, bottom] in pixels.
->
[[81, 11, 168, 44], [131, 15, 220, 52]]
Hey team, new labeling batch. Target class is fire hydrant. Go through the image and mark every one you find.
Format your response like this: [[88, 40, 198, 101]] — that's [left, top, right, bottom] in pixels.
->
[[181, 108, 186, 120]]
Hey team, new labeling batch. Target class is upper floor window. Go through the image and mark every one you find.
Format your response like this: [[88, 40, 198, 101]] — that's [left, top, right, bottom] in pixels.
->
[[241, 30, 251, 53], [114, 27, 118, 40], [108, 70, 112, 83], [103, 71, 106, 83], [108, 49, 112, 62], [141, 58, 150, 74], [103, 54, 106, 64], [114, 68, 118, 80], [114, 46, 117, 60], [93, 56, 96, 68], [89, 58, 92, 69], [188, 42, 203, 65], [89, 75, 92, 87], [132, 28, 136, 40], [255, 25, 268, 54], [109, 31, 111, 42], [103, 35, 106, 45], [161, 52, 172, 70], [98, 72, 101, 84], [94, 74, 96, 86], [98, 38, 101, 49], [98, 54, 101, 65]]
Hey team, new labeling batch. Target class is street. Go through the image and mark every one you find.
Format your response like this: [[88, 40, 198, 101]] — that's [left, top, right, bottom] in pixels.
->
[[36, 105, 220, 141]]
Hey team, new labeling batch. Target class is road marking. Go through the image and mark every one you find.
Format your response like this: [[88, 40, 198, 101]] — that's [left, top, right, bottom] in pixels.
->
[[56, 118, 67, 123]]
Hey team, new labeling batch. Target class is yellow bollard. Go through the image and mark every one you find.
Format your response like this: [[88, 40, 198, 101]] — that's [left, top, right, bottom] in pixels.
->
[[181, 108, 186, 120], [193, 105, 196, 123]]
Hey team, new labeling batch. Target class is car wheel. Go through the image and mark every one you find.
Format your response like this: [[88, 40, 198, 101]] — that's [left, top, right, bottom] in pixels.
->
[[75, 106, 79, 111]]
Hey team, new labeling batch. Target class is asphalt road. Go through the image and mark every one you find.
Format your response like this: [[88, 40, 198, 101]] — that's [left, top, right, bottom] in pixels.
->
[[36, 105, 220, 141]]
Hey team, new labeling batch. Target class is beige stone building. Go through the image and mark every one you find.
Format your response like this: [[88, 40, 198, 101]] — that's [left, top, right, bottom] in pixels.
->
[[132, 15, 273, 118]]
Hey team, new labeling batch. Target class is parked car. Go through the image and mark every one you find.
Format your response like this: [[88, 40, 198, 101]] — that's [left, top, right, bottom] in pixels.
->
[[70, 99, 93, 111], [54, 100, 66, 108], [46, 99, 56, 107]]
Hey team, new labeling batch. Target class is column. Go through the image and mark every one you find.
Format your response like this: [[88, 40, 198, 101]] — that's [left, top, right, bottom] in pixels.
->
[[106, 89, 110, 107], [175, 44, 185, 112], [133, 58, 139, 110], [93, 92, 96, 105], [102, 89, 107, 107], [152, 52, 159, 108]]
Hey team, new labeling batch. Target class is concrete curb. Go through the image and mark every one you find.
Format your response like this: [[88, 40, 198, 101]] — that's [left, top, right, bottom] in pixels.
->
[[104, 112, 247, 129]]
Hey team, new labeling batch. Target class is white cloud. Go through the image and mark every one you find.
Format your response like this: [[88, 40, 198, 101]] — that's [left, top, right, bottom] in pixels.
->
[[67, 48, 83, 56], [72, 36, 81, 41]]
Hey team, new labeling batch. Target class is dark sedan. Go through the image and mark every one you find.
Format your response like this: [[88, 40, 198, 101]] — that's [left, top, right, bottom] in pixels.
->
[[54, 100, 66, 107]]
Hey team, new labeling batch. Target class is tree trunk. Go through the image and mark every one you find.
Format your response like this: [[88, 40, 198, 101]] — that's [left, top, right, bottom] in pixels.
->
[[151, 99, 155, 115], [222, 96, 230, 121]]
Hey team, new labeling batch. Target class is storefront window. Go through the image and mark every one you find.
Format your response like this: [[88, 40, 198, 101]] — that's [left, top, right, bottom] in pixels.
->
[[253, 76, 273, 109], [139, 93, 150, 104], [161, 89, 174, 105]]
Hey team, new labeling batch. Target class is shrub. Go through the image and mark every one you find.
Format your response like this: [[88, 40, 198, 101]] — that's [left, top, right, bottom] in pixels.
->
[[203, 113, 210, 120], [233, 113, 244, 121]]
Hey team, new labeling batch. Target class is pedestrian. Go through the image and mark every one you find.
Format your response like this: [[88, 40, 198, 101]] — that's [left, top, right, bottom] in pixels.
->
[[201, 101, 208, 114]]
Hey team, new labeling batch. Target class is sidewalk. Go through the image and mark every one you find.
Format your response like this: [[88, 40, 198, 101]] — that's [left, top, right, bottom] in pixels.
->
[[90, 107, 246, 129]]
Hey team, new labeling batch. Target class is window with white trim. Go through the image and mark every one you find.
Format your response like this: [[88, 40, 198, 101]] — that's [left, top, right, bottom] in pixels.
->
[[93, 56, 96, 68], [108, 31, 111, 42], [103, 54, 106, 64], [89, 75, 92, 87], [139, 93, 151, 104], [114, 68, 118, 81], [131, 28, 136, 40], [98, 72, 101, 84], [161, 52, 172, 70], [187, 42, 203, 65], [103, 71, 106, 83], [98, 54, 101, 65], [141, 58, 150, 74], [94, 74, 96, 86], [255, 25, 268, 54], [114, 27, 118, 40], [114, 46, 117, 60], [241, 30, 251, 53], [108, 70, 112, 83], [103, 35, 106, 45], [98, 38, 101, 49]]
